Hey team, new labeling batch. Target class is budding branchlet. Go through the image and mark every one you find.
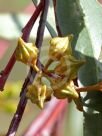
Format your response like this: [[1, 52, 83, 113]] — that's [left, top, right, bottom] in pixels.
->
[[15, 35, 86, 111]]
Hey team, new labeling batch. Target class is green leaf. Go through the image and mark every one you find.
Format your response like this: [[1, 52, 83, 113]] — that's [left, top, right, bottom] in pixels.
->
[[56, 0, 102, 135], [76, 0, 102, 93], [56, 0, 102, 84], [77, 1, 102, 136], [56, 0, 84, 44], [55, 1, 84, 136], [76, 0, 102, 110]]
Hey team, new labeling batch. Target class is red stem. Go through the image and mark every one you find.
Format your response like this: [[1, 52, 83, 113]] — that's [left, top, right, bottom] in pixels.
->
[[6, 0, 49, 135], [0, 2, 43, 91], [0, 51, 16, 91], [22, 1, 43, 42]]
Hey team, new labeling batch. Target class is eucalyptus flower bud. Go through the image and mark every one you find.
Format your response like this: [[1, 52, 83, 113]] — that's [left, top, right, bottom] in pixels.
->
[[54, 55, 85, 80], [49, 34, 73, 60], [51, 79, 83, 111], [52, 80, 79, 99], [44, 35, 73, 70], [26, 73, 52, 109], [26, 84, 45, 109], [15, 37, 39, 72]]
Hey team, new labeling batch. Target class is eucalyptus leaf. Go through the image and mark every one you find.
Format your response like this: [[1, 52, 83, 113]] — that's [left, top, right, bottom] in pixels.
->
[[56, 0, 102, 136], [77, 1, 102, 136]]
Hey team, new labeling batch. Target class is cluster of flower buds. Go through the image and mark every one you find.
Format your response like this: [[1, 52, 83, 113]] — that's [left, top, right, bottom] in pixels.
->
[[15, 35, 85, 111]]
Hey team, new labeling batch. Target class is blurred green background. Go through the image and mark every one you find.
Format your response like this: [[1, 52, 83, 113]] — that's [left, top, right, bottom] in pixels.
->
[[0, 1, 83, 135]]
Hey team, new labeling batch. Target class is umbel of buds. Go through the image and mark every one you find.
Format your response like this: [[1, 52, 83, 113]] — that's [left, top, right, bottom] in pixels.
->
[[15, 35, 85, 111]]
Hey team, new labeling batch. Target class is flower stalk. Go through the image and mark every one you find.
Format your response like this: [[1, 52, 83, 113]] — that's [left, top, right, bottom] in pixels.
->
[[76, 81, 102, 93]]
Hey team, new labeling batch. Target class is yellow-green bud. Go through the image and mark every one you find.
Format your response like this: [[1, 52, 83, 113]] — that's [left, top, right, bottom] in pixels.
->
[[54, 55, 85, 80], [49, 34, 73, 60], [26, 73, 52, 109], [51, 79, 83, 111], [15, 37, 39, 72], [51, 80, 79, 99]]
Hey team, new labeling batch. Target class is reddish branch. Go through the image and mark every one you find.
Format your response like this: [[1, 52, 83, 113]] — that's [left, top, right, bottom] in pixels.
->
[[22, 1, 44, 42], [0, 1, 43, 91], [76, 81, 102, 93], [6, 0, 50, 135]]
